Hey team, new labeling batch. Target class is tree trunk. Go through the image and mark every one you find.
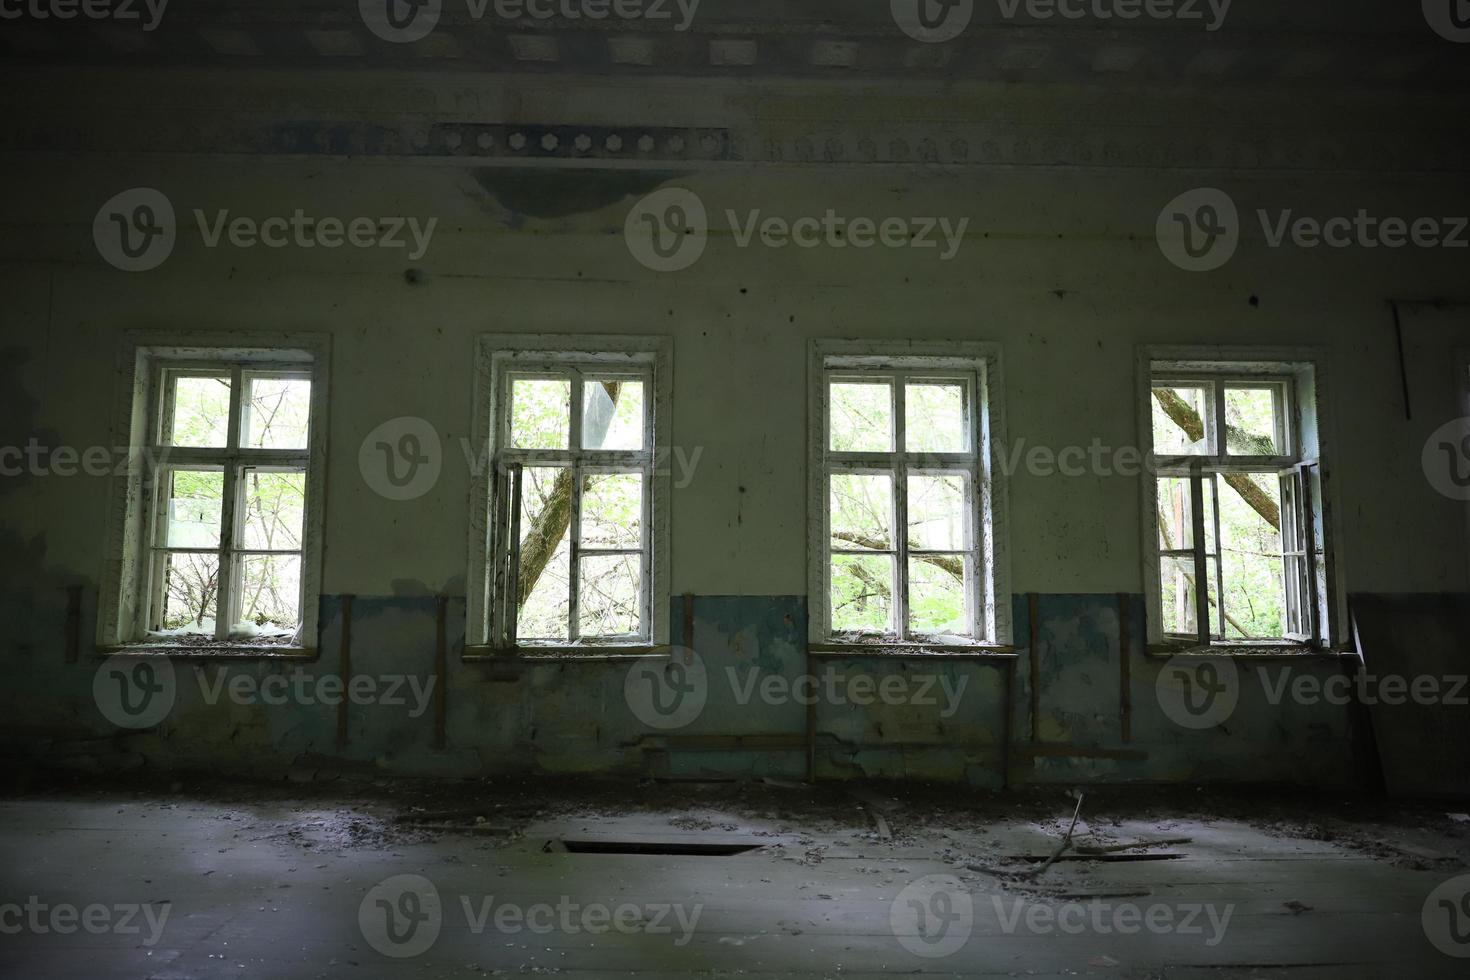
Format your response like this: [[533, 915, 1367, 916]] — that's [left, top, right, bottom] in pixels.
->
[[1151, 388, 1280, 531], [516, 381, 622, 606]]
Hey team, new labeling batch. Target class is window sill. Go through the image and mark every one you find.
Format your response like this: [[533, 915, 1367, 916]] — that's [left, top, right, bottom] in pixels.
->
[[98, 644, 318, 661], [809, 642, 1017, 659], [1145, 640, 1351, 660], [462, 644, 670, 663]]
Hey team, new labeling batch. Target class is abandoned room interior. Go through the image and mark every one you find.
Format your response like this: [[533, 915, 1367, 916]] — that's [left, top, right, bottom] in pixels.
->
[[2, 0, 1470, 976]]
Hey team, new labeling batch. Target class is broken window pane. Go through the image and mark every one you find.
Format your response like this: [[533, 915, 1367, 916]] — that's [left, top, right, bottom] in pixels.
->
[[516, 466, 571, 641], [241, 376, 311, 450], [829, 380, 893, 453], [240, 470, 306, 551], [905, 382, 967, 453], [583, 379, 644, 451], [236, 554, 301, 632], [830, 473, 893, 552], [830, 555, 893, 633], [908, 555, 968, 634], [579, 553, 641, 637], [161, 552, 219, 633], [1217, 472, 1284, 639], [907, 474, 966, 551], [581, 472, 642, 550], [1224, 386, 1283, 456], [1151, 385, 1211, 455], [510, 377, 570, 450], [164, 470, 223, 548], [167, 375, 231, 448]]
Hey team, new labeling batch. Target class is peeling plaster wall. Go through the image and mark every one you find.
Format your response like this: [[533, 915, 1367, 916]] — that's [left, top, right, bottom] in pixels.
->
[[1, 71, 1467, 787]]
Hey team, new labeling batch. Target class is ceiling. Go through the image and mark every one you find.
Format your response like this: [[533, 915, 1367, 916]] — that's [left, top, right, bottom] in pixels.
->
[[3, 0, 1468, 91]]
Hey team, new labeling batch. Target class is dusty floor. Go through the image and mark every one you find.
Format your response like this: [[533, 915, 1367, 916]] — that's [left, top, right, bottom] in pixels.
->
[[2, 775, 1468, 978]]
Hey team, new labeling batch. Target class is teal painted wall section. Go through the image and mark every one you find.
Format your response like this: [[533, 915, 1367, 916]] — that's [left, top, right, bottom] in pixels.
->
[[0, 590, 1369, 789]]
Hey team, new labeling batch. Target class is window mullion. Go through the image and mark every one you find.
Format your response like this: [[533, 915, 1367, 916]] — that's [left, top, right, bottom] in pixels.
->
[[893, 372, 909, 640], [1210, 473, 1224, 640], [215, 366, 245, 640], [568, 373, 583, 643], [1189, 463, 1209, 645]]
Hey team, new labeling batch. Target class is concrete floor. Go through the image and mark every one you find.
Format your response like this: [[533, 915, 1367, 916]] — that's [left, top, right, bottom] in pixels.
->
[[1, 780, 1467, 978]]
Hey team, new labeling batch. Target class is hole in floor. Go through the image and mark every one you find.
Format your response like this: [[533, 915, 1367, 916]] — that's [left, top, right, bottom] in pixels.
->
[[550, 839, 762, 856]]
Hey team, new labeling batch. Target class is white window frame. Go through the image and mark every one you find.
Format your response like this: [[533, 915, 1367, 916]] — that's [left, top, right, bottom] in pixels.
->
[[1139, 347, 1342, 649], [466, 334, 672, 653], [807, 339, 1011, 649], [98, 333, 330, 654]]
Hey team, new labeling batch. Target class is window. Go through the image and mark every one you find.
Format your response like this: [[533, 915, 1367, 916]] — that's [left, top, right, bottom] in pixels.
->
[[1145, 354, 1333, 646], [99, 337, 329, 652], [469, 336, 671, 651], [809, 341, 1009, 647]]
